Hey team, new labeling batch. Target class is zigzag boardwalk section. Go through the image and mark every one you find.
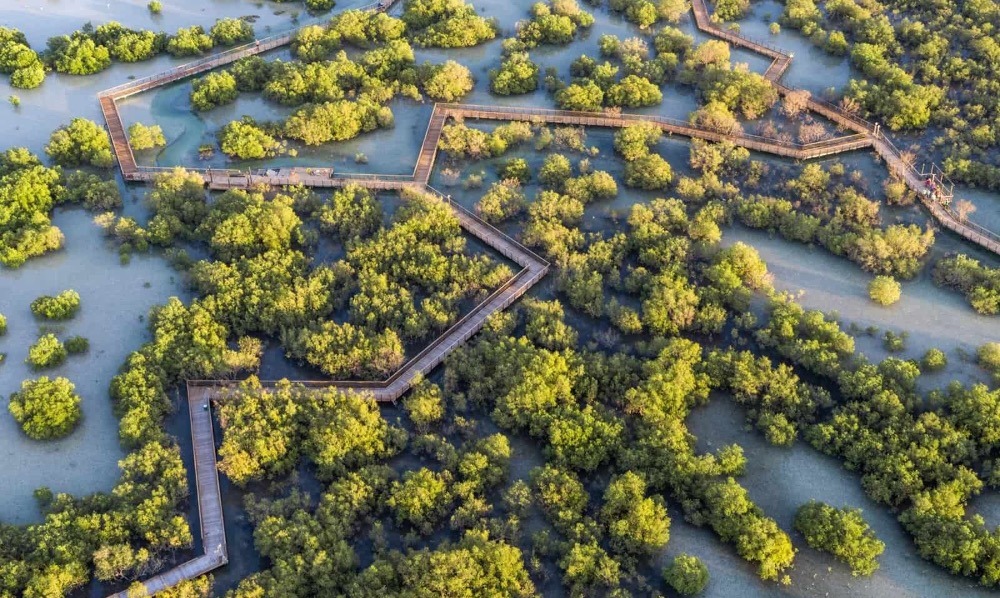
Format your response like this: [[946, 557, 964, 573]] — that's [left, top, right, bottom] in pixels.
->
[[108, 386, 226, 598], [102, 2, 1000, 593], [433, 103, 873, 161], [691, 0, 1000, 254]]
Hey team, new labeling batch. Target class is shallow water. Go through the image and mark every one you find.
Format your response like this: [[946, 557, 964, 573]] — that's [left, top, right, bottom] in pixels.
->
[[722, 225, 999, 369], [0, 0, 336, 157], [0, 0, 997, 593], [0, 209, 189, 524], [683, 398, 1000, 598]]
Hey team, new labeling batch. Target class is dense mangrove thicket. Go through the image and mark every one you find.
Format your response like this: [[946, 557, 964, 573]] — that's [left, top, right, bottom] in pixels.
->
[[7, 0, 1000, 593]]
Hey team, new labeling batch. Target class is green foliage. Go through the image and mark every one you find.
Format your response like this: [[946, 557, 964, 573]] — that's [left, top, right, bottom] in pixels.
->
[[601, 471, 670, 557], [437, 120, 533, 159], [625, 153, 673, 190], [47, 35, 111, 75], [476, 180, 526, 223], [490, 52, 539, 95], [609, 0, 660, 28], [921, 348, 948, 372], [210, 18, 254, 46], [190, 71, 239, 111], [314, 184, 383, 241], [217, 379, 405, 484], [539, 153, 572, 189], [498, 157, 531, 183], [128, 122, 167, 150], [218, 118, 281, 159], [419, 60, 474, 101], [663, 554, 709, 595], [93, 22, 166, 62], [0, 28, 45, 88], [283, 99, 393, 145], [8, 376, 82, 440], [979, 342, 1000, 382], [26, 333, 68, 370], [403, 378, 444, 431], [517, 0, 594, 47], [167, 26, 214, 57], [388, 467, 453, 533], [148, 1, 163, 13], [522, 298, 578, 350], [706, 349, 828, 446], [713, 0, 749, 20], [65, 335, 89, 354], [403, 0, 498, 48], [292, 24, 341, 62], [229, 56, 276, 91], [30, 290, 81, 320], [756, 295, 854, 378], [555, 80, 604, 111], [869, 275, 901, 306], [794, 501, 885, 575], [934, 254, 1000, 315], [350, 531, 536, 596], [613, 123, 661, 161], [733, 166, 935, 279], [329, 10, 406, 47], [0, 312, 6, 335], [605, 74, 663, 107], [0, 147, 66, 267], [45, 117, 113, 167]]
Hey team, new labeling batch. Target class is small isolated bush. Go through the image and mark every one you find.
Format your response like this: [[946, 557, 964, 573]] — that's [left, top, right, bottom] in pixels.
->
[[8, 94, 19, 107], [26, 334, 68, 370], [218, 118, 281, 159], [8, 376, 82, 440], [65, 336, 90, 354], [868, 276, 901, 306], [128, 122, 166, 150], [794, 501, 884, 576], [148, 0, 163, 14], [30, 290, 81, 320], [921, 348, 947, 372], [420, 60, 474, 101], [45, 118, 114, 168], [663, 554, 709, 595], [0, 312, 6, 335]]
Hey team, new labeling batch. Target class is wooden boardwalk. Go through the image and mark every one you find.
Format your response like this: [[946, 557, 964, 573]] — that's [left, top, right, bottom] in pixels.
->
[[102, 1, 1000, 594], [108, 386, 226, 598], [96, 0, 1000, 255], [114, 190, 548, 597], [690, 0, 1000, 253]]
